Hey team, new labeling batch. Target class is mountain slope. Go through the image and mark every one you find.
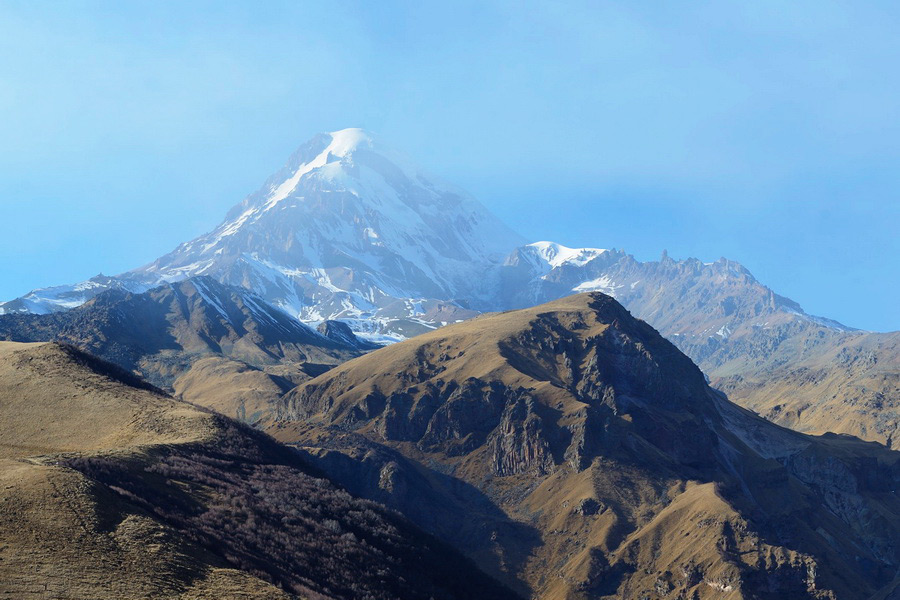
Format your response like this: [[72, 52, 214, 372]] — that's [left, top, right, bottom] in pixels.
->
[[714, 328, 900, 446], [0, 341, 520, 600], [0, 276, 359, 392], [136, 128, 522, 304], [270, 293, 900, 600]]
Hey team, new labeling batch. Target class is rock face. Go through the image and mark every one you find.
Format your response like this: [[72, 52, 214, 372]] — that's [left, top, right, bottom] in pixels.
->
[[317, 319, 381, 350], [0, 341, 520, 600], [0, 276, 359, 390], [271, 293, 900, 600]]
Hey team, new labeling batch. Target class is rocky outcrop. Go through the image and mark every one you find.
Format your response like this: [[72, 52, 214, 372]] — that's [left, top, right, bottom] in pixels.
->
[[490, 394, 555, 476], [317, 319, 381, 350]]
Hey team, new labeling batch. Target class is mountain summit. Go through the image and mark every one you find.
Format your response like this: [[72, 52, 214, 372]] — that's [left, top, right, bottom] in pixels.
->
[[273, 292, 900, 599], [132, 128, 524, 330]]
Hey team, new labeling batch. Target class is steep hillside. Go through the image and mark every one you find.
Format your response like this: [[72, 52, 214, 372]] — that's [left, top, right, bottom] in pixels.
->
[[171, 355, 303, 426], [0, 341, 519, 600], [271, 293, 900, 600], [0, 276, 360, 391], [713, 328, 900, 446]]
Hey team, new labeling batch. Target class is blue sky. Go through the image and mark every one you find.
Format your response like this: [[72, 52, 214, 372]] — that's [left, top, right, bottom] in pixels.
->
[[0, 0, 897, 330]]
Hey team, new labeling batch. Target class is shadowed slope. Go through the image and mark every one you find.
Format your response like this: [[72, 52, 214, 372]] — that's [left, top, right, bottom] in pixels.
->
[[0, 276, 360, 390], [501, 246, 900, 445]]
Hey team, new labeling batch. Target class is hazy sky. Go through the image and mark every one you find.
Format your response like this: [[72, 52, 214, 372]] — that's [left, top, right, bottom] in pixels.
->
[[1, 1, 898, 330]]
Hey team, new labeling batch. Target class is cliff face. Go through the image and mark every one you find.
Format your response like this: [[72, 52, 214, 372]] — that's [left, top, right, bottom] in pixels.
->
[[271, 293, 900, 600]]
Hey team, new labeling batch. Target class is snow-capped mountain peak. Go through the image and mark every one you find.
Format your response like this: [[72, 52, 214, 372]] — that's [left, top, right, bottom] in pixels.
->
[[115, 128, 524, 331], [0, 128, 526, 331], [0, 128, 858, 351], [325, 127, 373, 155], [260, 128, 374, 211]]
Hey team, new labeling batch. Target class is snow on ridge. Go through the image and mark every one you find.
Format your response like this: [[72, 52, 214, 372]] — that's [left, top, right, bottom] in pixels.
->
[[263, 130, 357, 210], [196, 129, 376, 251], [0, 277, 153, 316], [527, 241, 609, 268], [191, 127, 506, 262], [572, 275, 621, 297], [264, 128, 384, 213], [190, 278, 232, 322], [782, 306, 856, 332]]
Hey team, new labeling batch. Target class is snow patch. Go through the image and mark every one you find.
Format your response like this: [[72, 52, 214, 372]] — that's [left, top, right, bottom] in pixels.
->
[[527, 241, 608, 268], [573, 276, 621, 297]]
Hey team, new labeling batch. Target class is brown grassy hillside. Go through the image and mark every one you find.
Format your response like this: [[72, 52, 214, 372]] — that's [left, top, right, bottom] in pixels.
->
[[0, 341, 519, 600]]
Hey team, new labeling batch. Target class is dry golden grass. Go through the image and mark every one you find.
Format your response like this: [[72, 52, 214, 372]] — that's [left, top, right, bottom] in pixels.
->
[[173, 356, 298, 426], [0, 341, 214, 458], [0, 342, 290, 599], [0, 458, 291, 600]]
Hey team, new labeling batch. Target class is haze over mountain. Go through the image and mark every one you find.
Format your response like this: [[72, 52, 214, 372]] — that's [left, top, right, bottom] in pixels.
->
[[6, 2, 899, 332], [1, 128, 897, 443], [0, 128, 521, 340], [270, 292, 900, 599]]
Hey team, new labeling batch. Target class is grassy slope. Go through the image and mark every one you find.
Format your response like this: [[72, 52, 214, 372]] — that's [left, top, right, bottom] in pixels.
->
[[0, 341, 518, 600]]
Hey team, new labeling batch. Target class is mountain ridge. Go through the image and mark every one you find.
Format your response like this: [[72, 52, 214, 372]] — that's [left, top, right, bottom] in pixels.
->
[[0, 276, 362, 393]]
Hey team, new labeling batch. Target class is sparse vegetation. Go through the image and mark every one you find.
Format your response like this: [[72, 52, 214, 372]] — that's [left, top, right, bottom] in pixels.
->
[[67, 436, 517, 600]]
